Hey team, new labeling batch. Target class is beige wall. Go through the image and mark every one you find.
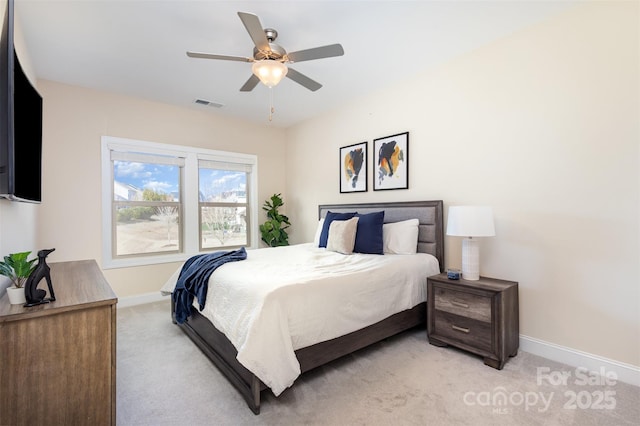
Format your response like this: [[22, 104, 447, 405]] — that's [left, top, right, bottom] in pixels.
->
[[36, 81, 287, 297], [0, 6, 39, 287], [285, 2, 639, 367]]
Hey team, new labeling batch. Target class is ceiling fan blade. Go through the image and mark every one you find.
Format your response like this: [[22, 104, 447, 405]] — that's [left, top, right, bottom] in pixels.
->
[[186, 51, 253, 62], [240, 74, 260, 92], [237, 12, 270, 53], [286, 68, 322, 91], [286, 44, 344, 63]]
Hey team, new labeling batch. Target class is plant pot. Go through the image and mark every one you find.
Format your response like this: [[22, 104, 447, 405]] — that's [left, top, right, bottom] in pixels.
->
[[6, 285, 26, 305]]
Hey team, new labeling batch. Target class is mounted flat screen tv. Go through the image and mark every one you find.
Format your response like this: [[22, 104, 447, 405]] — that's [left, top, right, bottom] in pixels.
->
[[0, 0, 43, 203]]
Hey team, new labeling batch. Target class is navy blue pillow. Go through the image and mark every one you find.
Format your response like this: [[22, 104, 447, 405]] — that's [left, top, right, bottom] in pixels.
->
[[354, 211, 385, 254], [319, 211, 357, 247]]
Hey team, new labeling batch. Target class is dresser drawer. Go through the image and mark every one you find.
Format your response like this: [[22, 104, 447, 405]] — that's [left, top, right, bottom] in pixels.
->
[[434, 311, 492, 352], [434, 287, 491, 322]]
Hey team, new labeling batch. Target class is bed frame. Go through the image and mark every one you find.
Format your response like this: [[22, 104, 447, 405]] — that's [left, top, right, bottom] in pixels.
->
[[172, 200, 444, 414]]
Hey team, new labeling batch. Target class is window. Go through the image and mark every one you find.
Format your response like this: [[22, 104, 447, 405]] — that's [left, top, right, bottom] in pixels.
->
[[101, 136, 258, 268], [198, 161, 251, 250], [112, 152, 183, 257]]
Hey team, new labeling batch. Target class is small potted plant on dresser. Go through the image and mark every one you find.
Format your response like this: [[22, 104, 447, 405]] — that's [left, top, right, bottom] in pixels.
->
[[0, 251, 36, 305]]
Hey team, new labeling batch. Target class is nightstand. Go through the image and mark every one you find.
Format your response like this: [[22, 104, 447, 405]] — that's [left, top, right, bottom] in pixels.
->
[[427, 273, 519, 369]]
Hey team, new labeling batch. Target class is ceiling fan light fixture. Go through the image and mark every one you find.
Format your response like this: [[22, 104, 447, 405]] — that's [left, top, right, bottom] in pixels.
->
[[252, 60, 288, 88]]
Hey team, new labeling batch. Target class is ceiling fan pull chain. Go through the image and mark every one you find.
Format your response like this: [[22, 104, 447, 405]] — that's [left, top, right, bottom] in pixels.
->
[[269, 87, 275, 122]]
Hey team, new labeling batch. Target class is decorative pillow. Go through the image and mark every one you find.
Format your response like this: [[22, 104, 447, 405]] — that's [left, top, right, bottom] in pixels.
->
[[326, 217, 360, 255], [353, 211, 385, 254], [318, 211, 357, 248], [383, 218, 420, 254], [313, 218, 324, 246]]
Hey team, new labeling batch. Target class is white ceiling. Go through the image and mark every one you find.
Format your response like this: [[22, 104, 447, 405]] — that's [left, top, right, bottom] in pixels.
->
[[16, 0, 576, 128]]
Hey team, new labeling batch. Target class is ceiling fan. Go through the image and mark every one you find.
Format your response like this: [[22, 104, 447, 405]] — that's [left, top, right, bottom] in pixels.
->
[[186, 12, 344, 92]]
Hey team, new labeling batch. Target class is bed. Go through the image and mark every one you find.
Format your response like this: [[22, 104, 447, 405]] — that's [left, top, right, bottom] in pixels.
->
[[167, 200, 444, 414]]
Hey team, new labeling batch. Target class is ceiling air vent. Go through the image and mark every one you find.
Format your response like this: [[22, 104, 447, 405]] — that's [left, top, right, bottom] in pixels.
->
[[194, 98, 224, 108]]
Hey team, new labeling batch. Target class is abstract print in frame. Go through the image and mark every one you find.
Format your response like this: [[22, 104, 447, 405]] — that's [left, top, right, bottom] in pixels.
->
[[373, 132, 408, 191], [340, 142, 368, 193]]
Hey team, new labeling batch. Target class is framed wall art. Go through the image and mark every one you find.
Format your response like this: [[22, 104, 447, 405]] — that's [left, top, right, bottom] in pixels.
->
[[340, 142, 368, 193], [373, 132, 409, 191]]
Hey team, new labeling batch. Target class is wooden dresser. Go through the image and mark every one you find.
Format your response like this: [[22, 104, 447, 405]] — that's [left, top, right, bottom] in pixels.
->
[[427, 273, 519, 369], [0, 260, 117, 426]]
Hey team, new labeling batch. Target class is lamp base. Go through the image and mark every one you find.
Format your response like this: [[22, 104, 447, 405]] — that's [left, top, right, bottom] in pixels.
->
[[461, 237, 480, 280]]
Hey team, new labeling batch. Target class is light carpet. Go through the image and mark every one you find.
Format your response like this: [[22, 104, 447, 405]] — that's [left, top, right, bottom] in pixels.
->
[[116, 300, 639, 425]]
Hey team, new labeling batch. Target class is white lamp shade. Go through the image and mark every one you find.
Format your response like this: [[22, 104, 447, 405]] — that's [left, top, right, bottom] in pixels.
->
[[446, 206, 495, 237], [252, 60, 288, 87]]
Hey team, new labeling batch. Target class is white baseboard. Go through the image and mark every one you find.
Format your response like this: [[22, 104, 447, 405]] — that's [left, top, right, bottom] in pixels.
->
[[520, 334, 639, 387], [117, 291, 167, 308]]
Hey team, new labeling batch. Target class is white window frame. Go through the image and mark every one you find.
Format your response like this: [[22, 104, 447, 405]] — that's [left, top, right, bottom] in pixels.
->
[[198, 159, 252, 251], [101, 136, 258, 269]]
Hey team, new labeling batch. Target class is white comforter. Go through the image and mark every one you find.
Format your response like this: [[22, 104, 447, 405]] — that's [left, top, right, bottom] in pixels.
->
[[162, 243, 440, 395]]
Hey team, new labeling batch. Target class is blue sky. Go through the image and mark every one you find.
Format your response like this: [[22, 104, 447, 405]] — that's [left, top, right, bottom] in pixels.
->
[[114, 161, 177, 194], [114, 161, 245, 198], [199, 169, 246, 199]]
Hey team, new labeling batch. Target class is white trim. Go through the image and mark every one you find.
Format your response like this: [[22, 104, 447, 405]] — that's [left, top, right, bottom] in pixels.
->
[[520, 334, 640, 387], [117, 291, 167, 308]]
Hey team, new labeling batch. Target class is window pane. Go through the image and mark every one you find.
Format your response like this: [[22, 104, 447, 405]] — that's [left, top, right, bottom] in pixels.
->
[[199, 168, 248, 249], [199, 169, 246, 203], [113, 160, 181, 256], [114, 161, 179, 201], [201, 206, 247, 249], [115, 205, 180, 256]]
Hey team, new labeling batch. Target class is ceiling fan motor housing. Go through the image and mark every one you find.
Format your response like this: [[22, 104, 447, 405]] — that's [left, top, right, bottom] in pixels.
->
[[253, 43, 286, 61], [253, 28, 286, 61]]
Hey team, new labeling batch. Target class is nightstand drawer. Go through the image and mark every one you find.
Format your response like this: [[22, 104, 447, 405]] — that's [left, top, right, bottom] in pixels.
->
[[434, 287, 491, 322], [434, 312, 492, 352]]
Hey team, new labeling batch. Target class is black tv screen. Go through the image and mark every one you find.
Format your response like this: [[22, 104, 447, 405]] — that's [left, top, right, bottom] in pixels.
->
[[0, 0, 43, 203]]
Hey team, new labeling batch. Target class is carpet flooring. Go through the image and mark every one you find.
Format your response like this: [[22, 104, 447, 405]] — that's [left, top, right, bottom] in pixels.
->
[[116, 300, 639, 425]]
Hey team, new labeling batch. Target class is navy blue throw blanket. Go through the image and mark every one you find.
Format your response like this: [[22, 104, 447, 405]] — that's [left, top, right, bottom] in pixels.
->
[[173, 247, 247, 324]]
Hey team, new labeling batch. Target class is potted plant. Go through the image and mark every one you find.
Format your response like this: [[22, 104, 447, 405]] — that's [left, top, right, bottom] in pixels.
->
[[0, 251, 36, 305], [259, 193, 291, 247]]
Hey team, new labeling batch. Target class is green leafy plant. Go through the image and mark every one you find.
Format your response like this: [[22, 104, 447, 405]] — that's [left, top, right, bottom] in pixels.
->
[[0, 251, 37, 288], [259, 193, 291, 247]]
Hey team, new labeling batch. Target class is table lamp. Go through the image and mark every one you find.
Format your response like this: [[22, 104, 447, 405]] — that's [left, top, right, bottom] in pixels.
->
[[446, 206, 495, 280]]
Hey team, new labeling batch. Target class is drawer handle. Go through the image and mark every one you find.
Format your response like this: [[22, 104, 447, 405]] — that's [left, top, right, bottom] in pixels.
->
[[451, 300, 469, 309], [451, 325, 470, 334]]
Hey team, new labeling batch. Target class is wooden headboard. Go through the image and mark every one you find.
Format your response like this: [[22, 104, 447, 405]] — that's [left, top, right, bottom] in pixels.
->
[[318, 200, 444, 272]]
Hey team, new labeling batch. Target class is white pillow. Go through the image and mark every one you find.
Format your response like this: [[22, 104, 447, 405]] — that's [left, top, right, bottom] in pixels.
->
[[313, 218, 325, 246], [383, 218, 419, 254], [326, 217, 359, 255]]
